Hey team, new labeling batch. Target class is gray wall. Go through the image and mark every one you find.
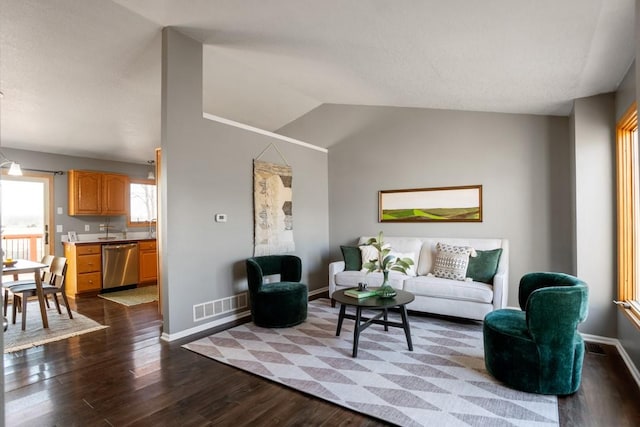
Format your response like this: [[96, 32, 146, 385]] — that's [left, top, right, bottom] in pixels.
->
[[280, 104, 573, 310], [161, 28, 329, 335], [616, 1, 640, 371], [571, 94, 616, 337], [616, 60, 636, 121], [1, 147, 150, 255]]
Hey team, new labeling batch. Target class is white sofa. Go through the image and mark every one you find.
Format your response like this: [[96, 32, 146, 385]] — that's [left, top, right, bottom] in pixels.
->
[[329, 236, 509, 321]]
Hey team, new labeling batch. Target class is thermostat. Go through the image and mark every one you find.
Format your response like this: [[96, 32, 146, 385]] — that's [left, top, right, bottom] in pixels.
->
[[215, 213, 227, 222]]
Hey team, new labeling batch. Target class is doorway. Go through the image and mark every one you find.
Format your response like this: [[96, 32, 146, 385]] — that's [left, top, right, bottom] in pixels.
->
[[0, 173, 53, 263]]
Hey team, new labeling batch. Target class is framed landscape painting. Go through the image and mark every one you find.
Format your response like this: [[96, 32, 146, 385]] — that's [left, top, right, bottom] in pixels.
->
[[379, 185, 483, 222]]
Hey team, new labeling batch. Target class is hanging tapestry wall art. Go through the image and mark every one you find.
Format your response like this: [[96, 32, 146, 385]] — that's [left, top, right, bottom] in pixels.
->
[[253, 160, 295, 255]]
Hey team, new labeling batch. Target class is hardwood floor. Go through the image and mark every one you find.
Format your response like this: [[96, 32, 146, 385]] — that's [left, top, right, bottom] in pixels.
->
[[4, 296, 640, 426]]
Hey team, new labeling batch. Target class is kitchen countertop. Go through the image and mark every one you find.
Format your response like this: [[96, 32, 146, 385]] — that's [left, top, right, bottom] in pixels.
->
[[62, 232, 156, 245], [63, 238, 156, 245]]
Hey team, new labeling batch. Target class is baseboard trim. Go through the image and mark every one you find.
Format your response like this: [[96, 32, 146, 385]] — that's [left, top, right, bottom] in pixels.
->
[[582, 333, 640, 390], [309, 286, 328, 298], [161, 309, 252, 342], [162, 288, 329, 342]]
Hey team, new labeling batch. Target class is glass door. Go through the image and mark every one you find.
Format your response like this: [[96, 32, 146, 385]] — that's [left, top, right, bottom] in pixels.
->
[[0, 173, 52, 263]]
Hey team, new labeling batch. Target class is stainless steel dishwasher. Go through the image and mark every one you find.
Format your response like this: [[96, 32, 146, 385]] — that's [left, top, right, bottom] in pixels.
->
[[102, 243, 139, 290]]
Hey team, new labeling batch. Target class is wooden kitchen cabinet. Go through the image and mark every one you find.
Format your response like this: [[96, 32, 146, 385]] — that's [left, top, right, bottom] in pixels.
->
[[68, 170, 128, 216], [101, 173, 128, 215], [138, 240, 157, 284], [64, 243, 102, 298]]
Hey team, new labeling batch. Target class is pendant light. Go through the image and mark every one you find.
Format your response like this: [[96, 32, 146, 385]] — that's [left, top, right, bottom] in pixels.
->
[[147, 160, 155, 180]]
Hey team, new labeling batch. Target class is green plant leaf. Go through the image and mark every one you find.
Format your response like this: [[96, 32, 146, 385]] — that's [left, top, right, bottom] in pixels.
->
[[382, 254, 394, 267]]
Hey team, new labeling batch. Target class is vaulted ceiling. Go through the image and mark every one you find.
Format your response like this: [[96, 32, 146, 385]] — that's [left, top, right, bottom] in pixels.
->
[[0, 0, 635, 162]]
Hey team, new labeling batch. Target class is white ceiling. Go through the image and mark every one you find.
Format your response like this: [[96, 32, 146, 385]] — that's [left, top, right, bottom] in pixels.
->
[[0, 0, 636, 162]]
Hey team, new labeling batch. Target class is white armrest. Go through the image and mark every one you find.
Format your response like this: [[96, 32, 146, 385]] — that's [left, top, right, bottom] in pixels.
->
[[328, 261, 345, 298], [491, 239, 509, 310], [492, 271, 509, 310]]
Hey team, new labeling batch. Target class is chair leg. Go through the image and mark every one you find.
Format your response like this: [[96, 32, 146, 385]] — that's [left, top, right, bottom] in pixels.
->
[[4, 289, 8, 317], [52, 294, 62, 314], [60, 293, 73, 319], [21, 293, 28, 331], [45, 295, 51, 309], [12, 295, 18, 324]]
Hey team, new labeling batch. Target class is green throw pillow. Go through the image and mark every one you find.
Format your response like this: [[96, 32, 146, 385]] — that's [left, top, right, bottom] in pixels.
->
[[467, 248, 503, 283], [340, 245, 362, 271]]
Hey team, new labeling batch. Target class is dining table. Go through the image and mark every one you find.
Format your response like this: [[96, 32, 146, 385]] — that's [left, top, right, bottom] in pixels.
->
[[3, 259, 49, 329]]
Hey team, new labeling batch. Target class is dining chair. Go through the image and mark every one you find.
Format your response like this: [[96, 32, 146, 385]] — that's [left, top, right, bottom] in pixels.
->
[[3, 254, 55, 316], [11, 256, 72, 330]]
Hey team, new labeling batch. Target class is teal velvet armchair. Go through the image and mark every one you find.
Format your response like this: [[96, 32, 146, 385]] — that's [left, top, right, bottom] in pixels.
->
[[483, 272, 589, 395], [246, 255, 308, 328]]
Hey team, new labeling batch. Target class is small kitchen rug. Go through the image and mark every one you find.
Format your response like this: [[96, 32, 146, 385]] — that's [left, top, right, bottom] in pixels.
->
[[4, 303, 107, 353], [183, 299, 559, 427], [98, 285, 158, 306]]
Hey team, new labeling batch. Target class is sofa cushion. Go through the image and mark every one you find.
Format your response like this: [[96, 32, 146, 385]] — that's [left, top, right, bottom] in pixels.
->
[[404, 275, 493, 303], [432, 242, 475, 281], [340, 245, 362, 271], [335, 270, 406, 289], [467, 248, 503, 283]]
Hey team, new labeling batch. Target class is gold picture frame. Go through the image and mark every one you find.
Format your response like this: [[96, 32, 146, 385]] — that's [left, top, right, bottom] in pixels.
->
[[379, 185, 483, 222]]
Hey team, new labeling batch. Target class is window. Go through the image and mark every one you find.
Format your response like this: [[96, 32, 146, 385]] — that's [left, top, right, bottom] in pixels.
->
[[128, 178, 157, 227], [616, 102, 639, 323]]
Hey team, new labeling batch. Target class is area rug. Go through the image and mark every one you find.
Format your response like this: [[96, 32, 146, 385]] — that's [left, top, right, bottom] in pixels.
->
[[184, 299, 559, 427], [98, 285, 158, 306], [4, 303, 108, 353]]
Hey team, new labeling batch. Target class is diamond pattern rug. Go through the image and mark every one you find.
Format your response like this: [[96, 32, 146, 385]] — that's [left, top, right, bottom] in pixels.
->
[[183, 298, 559, 427]]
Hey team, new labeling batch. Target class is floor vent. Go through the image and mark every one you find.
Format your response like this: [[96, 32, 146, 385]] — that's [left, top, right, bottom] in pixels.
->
[[585, 342, 606, 355], [193, 292, 248, 322]]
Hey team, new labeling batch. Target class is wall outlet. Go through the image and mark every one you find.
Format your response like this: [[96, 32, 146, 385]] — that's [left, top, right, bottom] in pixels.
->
[[215, 213, 227, 222], [56, 225, 63, 233], [84, 224, 90, 231], [57, 207, 63, 215]]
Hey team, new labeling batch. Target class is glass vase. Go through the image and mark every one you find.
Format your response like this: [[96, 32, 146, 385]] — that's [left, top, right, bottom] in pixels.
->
[[378, 270, 397, 298]]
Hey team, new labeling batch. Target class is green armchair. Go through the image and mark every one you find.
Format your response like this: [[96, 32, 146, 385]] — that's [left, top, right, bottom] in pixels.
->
[[246, 255, 308, 328], [483, 272, 589, 395]]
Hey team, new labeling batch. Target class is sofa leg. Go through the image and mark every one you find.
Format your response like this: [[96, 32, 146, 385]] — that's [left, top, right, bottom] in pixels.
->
[[331, 298, 336, 308]]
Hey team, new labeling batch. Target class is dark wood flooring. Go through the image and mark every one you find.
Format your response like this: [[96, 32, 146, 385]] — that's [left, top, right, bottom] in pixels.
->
[[4, 296, 640, 426]]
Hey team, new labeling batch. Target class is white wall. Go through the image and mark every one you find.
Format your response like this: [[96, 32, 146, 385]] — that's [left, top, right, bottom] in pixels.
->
[[160, 28, 329, 336]]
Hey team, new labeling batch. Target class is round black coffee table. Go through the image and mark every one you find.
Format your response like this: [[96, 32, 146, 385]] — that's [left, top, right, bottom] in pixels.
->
[[332, 288, 415, 357]]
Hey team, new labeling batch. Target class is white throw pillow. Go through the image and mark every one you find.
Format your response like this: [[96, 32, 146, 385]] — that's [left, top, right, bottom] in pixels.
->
[[360, 245, 379, 271], [432, 242, 476, 281], [360, 244, 397, 272], [390, 251, 417, 276]]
